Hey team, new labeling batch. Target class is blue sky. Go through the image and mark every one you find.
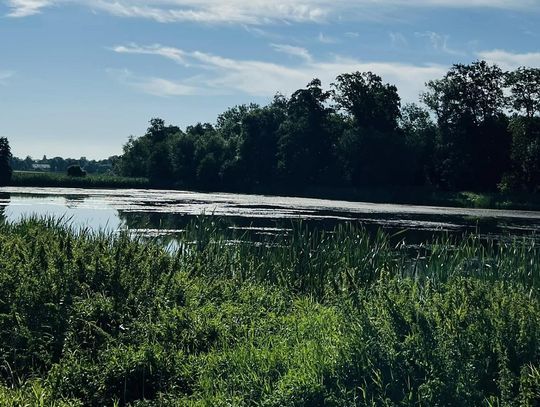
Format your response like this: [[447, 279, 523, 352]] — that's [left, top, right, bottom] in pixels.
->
[[1, 0, 539, 159]]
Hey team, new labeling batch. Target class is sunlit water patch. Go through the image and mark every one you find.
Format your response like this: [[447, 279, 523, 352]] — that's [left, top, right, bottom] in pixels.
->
[[0, 187, 539, 243]]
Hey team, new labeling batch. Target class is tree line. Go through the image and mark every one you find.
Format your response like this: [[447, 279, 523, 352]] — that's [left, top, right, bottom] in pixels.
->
[[10, 155, 118, 175], [1, 61, 539, 193], [116, 61, 540, 194]]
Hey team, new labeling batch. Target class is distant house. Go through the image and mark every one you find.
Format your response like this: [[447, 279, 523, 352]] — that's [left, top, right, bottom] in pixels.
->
[[32, 163, 51, 171]]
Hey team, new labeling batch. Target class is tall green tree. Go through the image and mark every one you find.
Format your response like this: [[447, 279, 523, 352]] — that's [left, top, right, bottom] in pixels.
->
[[236, 96, 286, 188], [117, 118, 180, 181], [506, 67, 540, 118], [333, 71, 401, 133], [0, 138, 13, 185], [423, 61, 510, 190], [189, 123, 226, 189], [502, 68, 540, 192], [333, 72, 404, 186], [399, 103, 437, 185], [117, 135, 152, 178], [277, 79, 336, 186], [504, 117, 540, 192], [214, 104, 263, 189], [170, 132, 197, 186]]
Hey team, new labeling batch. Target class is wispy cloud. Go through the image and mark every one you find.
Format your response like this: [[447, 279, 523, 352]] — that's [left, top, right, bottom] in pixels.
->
[[317, 32, 338, 44], [345, 32, 360, 38], [0, 70, 15, 85], [111, 43, 188, 65], [270, 43, 312, 62], [389, 32, 408, 47], [106, 68, 198, 96], [6, 0, 537, 22], [5, 0, 53, 17], [110, 43, 447, 101], [477, 49, 540, 70], [415, 31, 463, 55]]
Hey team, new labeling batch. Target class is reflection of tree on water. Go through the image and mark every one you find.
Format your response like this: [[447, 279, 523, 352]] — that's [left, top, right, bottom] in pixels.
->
[[0, 192, 10, 223], [64, 195, 88, 209], [117, 211, 192, 231], [114, 207, 539, 246]]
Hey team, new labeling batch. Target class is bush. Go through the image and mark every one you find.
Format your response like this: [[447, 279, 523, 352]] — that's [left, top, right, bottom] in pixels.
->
[[67, 165, 87, 177], [1, 219, 540, 405]]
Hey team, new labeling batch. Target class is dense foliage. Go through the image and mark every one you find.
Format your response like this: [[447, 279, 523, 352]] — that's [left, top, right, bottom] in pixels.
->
[[66, 165, 87, 177], [1, 218, 540, 405], [10, 171, 149, 189], [11, 155, 118, 175], [117, 62, 540, 194], [0, 138, 13, 186]]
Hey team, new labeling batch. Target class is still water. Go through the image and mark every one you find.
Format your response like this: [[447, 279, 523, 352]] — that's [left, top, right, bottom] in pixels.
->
[[0, 187, 539, 242]]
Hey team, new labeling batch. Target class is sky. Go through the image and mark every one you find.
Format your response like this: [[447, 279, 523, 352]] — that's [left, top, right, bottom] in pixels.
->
[[0, 0, 539, 159]]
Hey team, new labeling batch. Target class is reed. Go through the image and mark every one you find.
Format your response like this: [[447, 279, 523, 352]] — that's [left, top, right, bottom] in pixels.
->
[[0, 217, 539, 406], [11, 171, 150, 189]]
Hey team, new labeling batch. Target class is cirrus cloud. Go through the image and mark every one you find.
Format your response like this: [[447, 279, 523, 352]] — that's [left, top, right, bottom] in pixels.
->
[[5, 0, 538, 23], [110, 43, 448, 101], [0, 70, 15, 85]]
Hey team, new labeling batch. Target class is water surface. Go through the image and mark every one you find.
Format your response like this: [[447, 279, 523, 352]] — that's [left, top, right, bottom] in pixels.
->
[[1, 187, 539, 242]]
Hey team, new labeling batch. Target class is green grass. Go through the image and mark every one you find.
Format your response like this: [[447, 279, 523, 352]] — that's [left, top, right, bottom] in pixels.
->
[[301, 185, 540, 211], [10, 171, 150, 189], [8, 172, 540, 211], [1, 218, 540, 405]]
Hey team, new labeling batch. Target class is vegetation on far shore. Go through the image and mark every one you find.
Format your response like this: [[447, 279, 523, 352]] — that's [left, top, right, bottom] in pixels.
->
[[115, 62, 540, 197], [1, 218, 540, 406], [5, 170, 540, 211], [9, 171, 150, 189], [2, 61, 540, 211], [0, 61, 540, 209]]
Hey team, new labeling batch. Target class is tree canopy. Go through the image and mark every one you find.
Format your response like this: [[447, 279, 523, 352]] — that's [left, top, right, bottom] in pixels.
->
[[115, 62, 540, 194], [0, 138, 13, 186]]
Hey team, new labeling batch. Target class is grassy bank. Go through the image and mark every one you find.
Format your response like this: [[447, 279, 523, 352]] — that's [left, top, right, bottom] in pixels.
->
[[6, 171, 540, 211], [297, 185, 540, 211], [1, 218, 540, 405], [10, 171, 150, 189]]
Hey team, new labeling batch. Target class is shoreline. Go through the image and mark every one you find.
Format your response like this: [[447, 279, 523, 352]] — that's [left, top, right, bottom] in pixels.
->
[[7, 171, 540, 212]]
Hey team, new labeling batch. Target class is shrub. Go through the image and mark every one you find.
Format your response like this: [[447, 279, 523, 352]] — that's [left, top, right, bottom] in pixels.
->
[[67, 165, 87, 177]]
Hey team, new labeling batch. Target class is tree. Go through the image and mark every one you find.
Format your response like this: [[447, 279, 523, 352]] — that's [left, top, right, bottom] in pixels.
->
[[399, 103, 437, 185], [146, 118, 171, 143], [506, 67, 540, 118], [117, 136, 152, 178], [504, 117, 540, 192], [235, 97, 286, 188], [214, 104, 265, 189], [333, 71, 401, 133], [170, 132, 197, 186], [422, 61, 510, 190], [147, 142, 173, 186], [332, 72, 404, 186], [502, 68, 540, 192], [67, 165, 86, 177], [423, 61, 506, 126], [117, 118, 181, 183], [277, 79, 336, 186], [0, 138, 13, 185]]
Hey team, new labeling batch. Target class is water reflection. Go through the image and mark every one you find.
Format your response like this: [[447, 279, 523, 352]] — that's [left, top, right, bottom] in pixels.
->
[[3, 193, 121, 231], [65, 194, 88, 209], [0, 186, 539, 245], [0, 192, 9, 222], [116, 208, 540, 246]]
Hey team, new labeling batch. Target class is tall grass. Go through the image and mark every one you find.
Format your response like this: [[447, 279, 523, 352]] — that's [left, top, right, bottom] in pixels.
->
[[0, 217, 539, 405], [11, 171, 150, 189], [180, 218, 540, 297]]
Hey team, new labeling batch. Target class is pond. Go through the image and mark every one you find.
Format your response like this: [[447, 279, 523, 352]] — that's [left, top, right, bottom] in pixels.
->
[[0, 186, 539, 243]]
